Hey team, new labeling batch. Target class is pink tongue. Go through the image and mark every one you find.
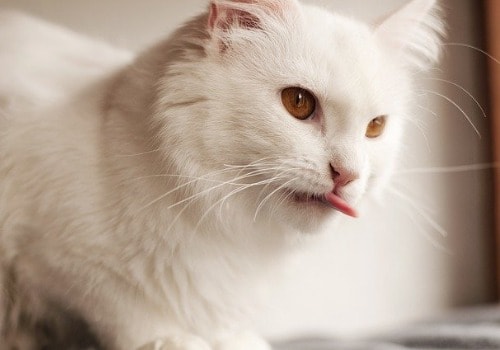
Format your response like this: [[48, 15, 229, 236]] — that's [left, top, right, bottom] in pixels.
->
[[325, 192, 358, 218]]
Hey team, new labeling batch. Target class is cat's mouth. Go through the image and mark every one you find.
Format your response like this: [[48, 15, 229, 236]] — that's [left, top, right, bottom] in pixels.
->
[[292, 191, 358, 218]]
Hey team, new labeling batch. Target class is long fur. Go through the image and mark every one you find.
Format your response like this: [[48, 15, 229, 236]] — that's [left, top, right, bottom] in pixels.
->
[[0, 1, 444, 349]]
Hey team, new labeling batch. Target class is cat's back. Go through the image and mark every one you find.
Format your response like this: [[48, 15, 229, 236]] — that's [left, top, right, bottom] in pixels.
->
[[0, 11, 133, 233], [0, 10, 133, 112]]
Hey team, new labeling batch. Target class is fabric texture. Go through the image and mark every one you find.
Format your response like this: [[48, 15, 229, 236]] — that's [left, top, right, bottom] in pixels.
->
[[275, 305, 500, 350]]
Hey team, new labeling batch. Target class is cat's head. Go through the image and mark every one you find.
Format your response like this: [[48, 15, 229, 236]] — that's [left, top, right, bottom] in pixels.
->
[[154, 0, 444, 233]]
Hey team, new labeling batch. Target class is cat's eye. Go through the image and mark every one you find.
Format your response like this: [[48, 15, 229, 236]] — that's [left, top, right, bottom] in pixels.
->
[[281, 87, 316, 120], [366, 116, 387, 138]]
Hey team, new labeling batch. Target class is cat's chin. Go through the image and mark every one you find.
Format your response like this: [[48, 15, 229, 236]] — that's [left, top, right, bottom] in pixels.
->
[[270, 191, 352, 234]]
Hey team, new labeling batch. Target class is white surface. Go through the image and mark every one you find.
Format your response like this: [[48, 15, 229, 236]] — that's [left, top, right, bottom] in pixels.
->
[[0, 0, 495, 340]]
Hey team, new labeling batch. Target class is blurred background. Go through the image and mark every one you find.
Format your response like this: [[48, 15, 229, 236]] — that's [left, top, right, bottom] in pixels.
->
[[1, 0, 497, 342]]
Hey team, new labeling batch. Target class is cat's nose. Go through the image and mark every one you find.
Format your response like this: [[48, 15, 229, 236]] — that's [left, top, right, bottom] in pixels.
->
[[330, 164, 359, 188]]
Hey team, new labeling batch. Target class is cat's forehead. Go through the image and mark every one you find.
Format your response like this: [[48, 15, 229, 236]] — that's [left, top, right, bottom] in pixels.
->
[[215, 3, 407, 115], [277, 5, 397, 111], [298, 5, 386, 83], [301, 5, 372, 44]]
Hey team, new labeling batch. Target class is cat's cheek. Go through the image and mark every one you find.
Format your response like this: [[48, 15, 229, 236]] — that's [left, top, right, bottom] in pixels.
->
[[364, 118, 405, 198], [368, 157, 398, 199]]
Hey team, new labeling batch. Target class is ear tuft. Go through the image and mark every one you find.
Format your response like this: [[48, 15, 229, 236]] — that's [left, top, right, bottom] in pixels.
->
[[207, 0, 299, 53], [208, 1, 261, 32], [207, 0, 296, 32], [376, 0, 446, 70]]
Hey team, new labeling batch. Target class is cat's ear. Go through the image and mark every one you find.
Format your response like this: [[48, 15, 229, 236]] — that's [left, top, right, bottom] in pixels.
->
[[207, 0, 298, 36], [375, 0, 445, 70]]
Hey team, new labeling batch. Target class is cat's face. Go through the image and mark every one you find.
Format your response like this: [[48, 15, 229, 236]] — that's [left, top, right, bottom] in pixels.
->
[[157, 0, 443, 233]]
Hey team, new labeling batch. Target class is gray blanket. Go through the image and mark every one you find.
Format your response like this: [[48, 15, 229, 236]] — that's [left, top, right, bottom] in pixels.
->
[[275, 305, 500, 350]]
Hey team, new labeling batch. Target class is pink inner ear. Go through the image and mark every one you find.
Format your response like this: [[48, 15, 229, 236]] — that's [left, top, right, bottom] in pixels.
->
[[208, 3, 219, 29], [208, 2, 261, 31]]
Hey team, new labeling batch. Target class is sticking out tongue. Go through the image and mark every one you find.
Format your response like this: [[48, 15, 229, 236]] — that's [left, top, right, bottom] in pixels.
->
[[325, 192, 359, 218]]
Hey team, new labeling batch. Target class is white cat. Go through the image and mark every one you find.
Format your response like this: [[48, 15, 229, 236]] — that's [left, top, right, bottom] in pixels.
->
[[0, 0, 444, 349]]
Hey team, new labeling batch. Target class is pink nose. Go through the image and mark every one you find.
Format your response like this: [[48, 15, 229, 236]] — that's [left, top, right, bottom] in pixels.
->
[[330, 164, 359, 188]]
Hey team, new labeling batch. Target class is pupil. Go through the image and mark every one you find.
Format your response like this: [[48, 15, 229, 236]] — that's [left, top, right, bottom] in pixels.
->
[[296, 92, 304, 107]]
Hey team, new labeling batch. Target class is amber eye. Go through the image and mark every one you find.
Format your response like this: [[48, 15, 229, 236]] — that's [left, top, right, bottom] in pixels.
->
[[281, 87, 316, 120], [366, 115, 387, 138]]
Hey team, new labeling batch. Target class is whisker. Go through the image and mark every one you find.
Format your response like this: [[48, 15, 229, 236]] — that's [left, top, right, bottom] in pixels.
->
[[253, 162, 293, 204], [130, 171, 233, 183], [405, 109, 432, 152], [114, 148, 161, 157], [443, 42, 500, 66], [215, 166, 299, 221], [396, 162, 499, 175], [416, 104, 438, 118], [163, 181, 263, 238], [389, 181, 435, 214], [223, 158, 288, 171], [193, 175, 289, 232], [424, 90, 481, 137], [166, 166, 294, 210], [223, 156, 285, 168], [165, 198, 195, 237], [425, 77, 487, 119], [138, 156, 296, 213], [131, 166, 288, 185], [391, 194, 452, 254], [388, 186, 448, 238], [253, 178, 297, 221], [137, 167, 242, 211], [223, 157, 290, 187], [221, 167, 295, 210], [268, 186, 295, 222]]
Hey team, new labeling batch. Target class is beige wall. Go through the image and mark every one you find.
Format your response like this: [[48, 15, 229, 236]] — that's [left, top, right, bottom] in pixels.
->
[[486, 0, 500, 295], [1, 0, 495, 340]]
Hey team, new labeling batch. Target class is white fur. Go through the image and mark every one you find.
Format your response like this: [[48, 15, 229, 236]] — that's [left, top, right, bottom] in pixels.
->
[[0, 1, 443, 349]]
